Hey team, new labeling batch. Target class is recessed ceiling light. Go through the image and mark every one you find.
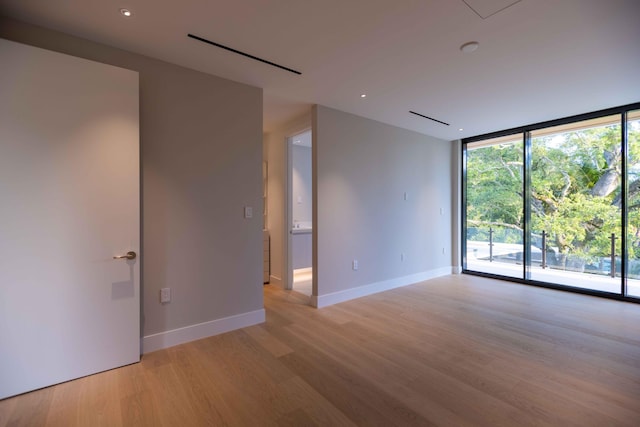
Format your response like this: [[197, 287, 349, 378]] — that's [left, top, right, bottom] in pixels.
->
[[120, 8, 132, 17], [460, 41, 479, 53], [459, 128, 464, 131], [360, 94, 367, 98]]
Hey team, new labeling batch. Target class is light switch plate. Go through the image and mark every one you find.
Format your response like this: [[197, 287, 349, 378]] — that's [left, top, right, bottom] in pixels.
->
[[244, 206, 253, 218], [160, 288, 171, 303]]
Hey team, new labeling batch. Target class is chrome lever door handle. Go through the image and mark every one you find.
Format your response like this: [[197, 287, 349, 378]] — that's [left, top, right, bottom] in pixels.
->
[[113, 251, 137, 260]]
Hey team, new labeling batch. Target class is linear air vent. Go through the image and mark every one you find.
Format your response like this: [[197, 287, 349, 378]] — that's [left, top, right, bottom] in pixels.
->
[[409, 111, 450, 126], [188, 33, 302, 75]]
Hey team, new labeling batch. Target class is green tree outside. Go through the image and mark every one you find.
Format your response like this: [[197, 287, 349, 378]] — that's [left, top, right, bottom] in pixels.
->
[[466, 115, 640, 275]]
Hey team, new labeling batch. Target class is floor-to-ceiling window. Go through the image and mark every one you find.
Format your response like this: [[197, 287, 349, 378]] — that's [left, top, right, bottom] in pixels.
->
[[462, 103, 640, 302], [465, 134, 523, 279], [627, 110, 640, 297], [529, 116, 621, 293]]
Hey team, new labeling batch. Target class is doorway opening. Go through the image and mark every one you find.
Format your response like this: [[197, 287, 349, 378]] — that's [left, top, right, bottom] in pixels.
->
[[288, 130, 313, 296]]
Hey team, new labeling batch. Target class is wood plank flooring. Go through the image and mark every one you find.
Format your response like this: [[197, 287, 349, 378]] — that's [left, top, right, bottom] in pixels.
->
[[1, 274, 639, 426]]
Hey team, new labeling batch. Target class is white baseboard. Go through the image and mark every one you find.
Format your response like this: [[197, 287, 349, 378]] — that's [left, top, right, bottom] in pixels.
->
[[269, 275, 283, 288], [311, 267, 452, 308], [293, 267, 313, 274], [142, 309, 265, 354], [452, 265, 462, 274]]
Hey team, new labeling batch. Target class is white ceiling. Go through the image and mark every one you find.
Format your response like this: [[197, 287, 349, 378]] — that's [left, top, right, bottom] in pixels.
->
[[1, 0, 639, 140]]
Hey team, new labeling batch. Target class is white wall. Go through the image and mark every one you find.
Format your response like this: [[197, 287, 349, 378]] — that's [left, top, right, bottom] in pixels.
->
[[264, 112, 312, 287], [1, 18, 265, 351], [292, 144, 313, 225], [313, 105, 453, 307]]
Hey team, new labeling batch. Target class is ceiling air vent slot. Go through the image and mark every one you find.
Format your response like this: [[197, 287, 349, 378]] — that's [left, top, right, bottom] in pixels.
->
[[188, 33, 302, 75], [409, 111, 450, 126]]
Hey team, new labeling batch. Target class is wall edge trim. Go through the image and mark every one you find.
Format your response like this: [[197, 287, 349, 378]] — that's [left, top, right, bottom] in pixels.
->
[[269, 275, 283, 288], [142, 308, 265, 353], [311, 267, 453, 308]]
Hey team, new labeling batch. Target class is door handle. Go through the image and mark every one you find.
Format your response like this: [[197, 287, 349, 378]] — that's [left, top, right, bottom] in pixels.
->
[[113, 251, 137, 260]]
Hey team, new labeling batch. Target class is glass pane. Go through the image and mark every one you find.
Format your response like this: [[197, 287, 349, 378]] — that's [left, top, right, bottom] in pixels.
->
[[529, 115, 621, 293], [465, 134, 524, 278], [627, 110, 640, 297]]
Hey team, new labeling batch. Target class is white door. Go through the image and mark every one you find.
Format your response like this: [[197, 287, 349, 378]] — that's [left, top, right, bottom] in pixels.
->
[[0, 39, 140, 399]]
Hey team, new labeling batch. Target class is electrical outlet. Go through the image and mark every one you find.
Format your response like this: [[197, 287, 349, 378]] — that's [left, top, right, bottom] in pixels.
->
[[442, 247, 446, 254], [352, 259, 359, 271], [401, 253, 405, 262], [160, 288, 171, 303]]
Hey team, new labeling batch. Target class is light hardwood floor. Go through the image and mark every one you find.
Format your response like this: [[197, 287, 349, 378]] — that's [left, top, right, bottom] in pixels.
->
[[1, 274, 639, 426]]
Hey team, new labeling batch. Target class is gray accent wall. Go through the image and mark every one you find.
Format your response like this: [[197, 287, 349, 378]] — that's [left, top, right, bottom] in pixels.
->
[[1, 18, 264, 338], [451, 139, 463, 272], [314, 105, 453, 296]]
